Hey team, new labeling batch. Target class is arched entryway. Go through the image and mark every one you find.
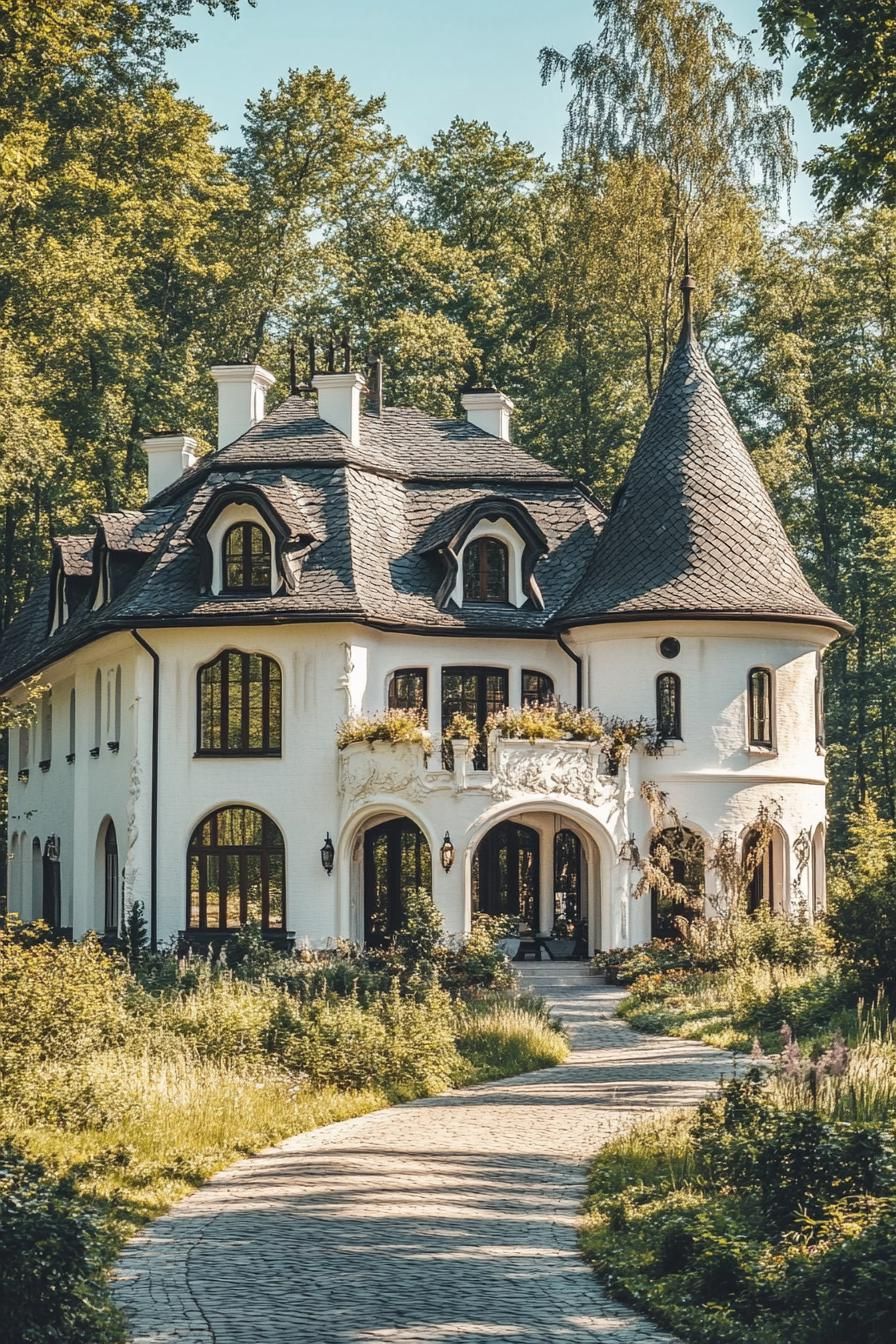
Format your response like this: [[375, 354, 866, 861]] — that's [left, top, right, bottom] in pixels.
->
[[363, 817, 431, 946], [186, 805, 285, 933], [650, 827, 705, 939], [743, 823, 788, 913], [473, 821, 539, 933]]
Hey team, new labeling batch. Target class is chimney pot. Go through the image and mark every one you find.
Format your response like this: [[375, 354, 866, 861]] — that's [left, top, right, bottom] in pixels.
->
[[210, 363, 276, 449], [312, 370, 366, 447], [142, 433, 198, 500], [460, 388, 514, 441]]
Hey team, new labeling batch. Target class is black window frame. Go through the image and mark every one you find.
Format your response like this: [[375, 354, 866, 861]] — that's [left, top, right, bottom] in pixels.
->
[[222, 522, 272, 594], [656, 672, 682, 740], [462, 537, 509, 604], [441, 665, 509, 769], [104, 821, 119, 934], [196, 650, 282, 757], [187, 805, 285, 932], [522, 670, 555, 707], [748, 667, 774, 748], [387, 668, 428, 714]]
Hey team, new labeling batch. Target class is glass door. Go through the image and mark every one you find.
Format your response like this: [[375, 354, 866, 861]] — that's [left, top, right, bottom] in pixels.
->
[[441, 667, 508, 769]]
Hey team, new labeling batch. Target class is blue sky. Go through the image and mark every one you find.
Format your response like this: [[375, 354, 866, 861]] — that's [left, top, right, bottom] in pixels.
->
[[167, 0, 820, 221]]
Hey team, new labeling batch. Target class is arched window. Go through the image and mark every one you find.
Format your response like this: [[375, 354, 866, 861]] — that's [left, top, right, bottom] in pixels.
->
[[744, 825, 786, 913], [197, 651, 282, 755], [815, 654, 826, 749], [223, 523, 271, 593], [363, 817, 431, 946], [104, 821, 119, 934], [748, 667, 773, 748], [92, 669, 102, 755], [812, 825, 826, 915], [473, 821, 539, 931], [656, 673, 681, 740], [68, 689, 76, 761], [31, 838, 41, 919], [187, 806, 285, 932], [522, 670, 554, 706], [462, 538, 508, 603], [388, 668, 427, 713], [39, 693, 52, 769], [8, 833, 18, 914], [553, 829, 582, 926], [113, 666, 122, 744], [650, 828, 704, 938]]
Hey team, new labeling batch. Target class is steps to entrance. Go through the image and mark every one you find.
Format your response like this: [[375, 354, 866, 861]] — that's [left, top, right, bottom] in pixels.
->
[[514, 960, 599, 996]]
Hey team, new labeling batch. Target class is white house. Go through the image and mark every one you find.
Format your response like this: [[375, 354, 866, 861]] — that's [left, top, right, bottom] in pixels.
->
[[0, 275, 849, 954]]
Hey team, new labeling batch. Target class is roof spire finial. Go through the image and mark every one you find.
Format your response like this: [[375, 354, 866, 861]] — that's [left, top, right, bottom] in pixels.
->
[[681, 232, 696, 336]]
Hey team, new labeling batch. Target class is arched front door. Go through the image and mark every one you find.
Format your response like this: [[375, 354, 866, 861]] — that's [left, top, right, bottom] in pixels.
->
[[363, 818, 431, 946], [473, 822, 539, 933]]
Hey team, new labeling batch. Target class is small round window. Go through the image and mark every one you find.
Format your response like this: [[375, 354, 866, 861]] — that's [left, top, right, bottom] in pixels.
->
[[659, 637, 681, 659]]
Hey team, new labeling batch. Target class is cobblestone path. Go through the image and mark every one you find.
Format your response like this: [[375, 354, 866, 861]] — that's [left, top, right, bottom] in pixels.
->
[[114, 966, 730, 1343]]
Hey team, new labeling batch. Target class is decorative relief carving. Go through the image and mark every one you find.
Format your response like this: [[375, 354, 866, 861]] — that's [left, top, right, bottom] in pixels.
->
[[338, 744, 449, 802], [491, 742, 615, 805], [124, 754, 141, 903]]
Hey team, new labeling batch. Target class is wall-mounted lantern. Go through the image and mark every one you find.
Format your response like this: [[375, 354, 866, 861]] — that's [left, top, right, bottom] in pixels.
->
[[440, 831, 456, 873], [618, 833, 640, 866], [320, 832, 335, 876]]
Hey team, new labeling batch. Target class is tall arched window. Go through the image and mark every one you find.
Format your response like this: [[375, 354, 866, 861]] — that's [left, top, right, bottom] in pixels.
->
[[31, 838, 41, 919], [197, 652, 282, 755], [748, 668, 773, 747], [68, 689, 76, 761], [39, 693, 52, 769], [553, 829, 582, 925], [104, 821, 119, 934], [187, 806, 285, 932], [656, 673, 681, 740], [473, 821, 539, 931], [522, 670, 555, 706], [223, 523, 271, 593], [650, 828, 704, 938], [463, 538, 508, 603], [92, 669, 102, 755], [363, 817, 431, 946]]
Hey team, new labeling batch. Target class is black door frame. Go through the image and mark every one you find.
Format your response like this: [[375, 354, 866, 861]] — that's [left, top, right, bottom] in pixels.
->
[[473, 820, 540, 932], [362, 817, 431, 946]]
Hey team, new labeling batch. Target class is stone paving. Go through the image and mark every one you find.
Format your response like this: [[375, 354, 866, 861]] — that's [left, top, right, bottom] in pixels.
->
[[114, 966, 732, 1343]]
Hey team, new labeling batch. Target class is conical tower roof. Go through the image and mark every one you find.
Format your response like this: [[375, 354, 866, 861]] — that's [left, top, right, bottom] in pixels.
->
[[561, 282, 849, 634]]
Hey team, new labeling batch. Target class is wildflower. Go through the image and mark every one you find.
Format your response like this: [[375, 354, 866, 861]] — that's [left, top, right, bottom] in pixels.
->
[[780, 1021, 793, 1048], [751, 1037, 762, 1061]]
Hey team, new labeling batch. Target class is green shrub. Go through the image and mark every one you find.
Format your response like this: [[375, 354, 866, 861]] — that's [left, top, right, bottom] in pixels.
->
[[440, 915, 515, 996], [277, 984, 461, 1098], [828, 870, 896, 992], [0, 1141, 121, 1344]]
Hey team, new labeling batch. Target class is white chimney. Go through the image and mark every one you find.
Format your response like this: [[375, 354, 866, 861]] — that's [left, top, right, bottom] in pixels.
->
[[312, 371, 366, 447], [143, 433, 198, 499], [461, 388, 514, 441], [210, 363, 276, 449]]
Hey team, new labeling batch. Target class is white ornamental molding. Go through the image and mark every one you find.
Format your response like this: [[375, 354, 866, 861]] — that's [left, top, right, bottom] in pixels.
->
[[338, 742, 448, 803], [491, 740, 617, 806]]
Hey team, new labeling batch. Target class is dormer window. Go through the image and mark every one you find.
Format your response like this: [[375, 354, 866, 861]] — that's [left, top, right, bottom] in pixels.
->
[[223, 523, 271, 593], [463, 538, 509, 603]]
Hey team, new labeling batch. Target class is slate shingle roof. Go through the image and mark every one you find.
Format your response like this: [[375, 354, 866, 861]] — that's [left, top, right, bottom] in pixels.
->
[[561, 323, 850, 633], [0, 336, 849, 692]]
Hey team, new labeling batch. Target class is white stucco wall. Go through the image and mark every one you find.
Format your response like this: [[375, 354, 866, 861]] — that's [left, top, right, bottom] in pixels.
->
[[4, 614, 836, 949]]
